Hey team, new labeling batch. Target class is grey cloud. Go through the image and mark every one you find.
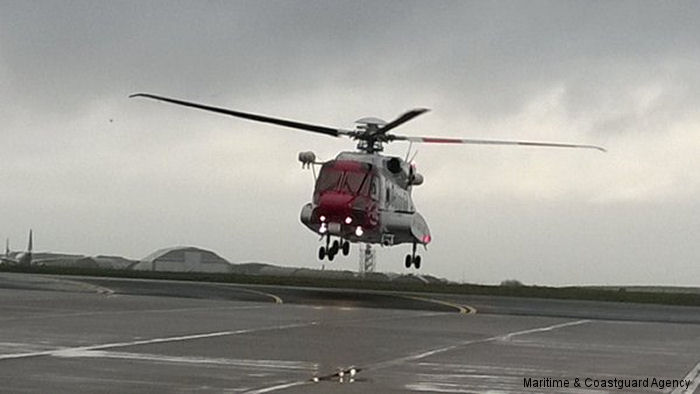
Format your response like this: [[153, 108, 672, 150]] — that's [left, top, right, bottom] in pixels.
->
[[1, 1, 699, 285]]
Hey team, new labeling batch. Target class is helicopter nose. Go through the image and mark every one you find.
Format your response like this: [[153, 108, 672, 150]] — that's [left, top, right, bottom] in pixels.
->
[[318, 192, 354, 217]]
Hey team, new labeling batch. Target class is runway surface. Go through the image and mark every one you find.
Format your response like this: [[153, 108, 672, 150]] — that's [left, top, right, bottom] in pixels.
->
[[0, 272, 699, 393]]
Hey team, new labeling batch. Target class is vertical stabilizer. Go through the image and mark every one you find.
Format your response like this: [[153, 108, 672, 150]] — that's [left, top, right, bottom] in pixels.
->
[[22, 230, 33, 266]]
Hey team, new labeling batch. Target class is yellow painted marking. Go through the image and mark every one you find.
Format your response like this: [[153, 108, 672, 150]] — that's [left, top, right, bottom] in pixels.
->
[[401, 295, 476, 315], [227, 286, 283, 304]]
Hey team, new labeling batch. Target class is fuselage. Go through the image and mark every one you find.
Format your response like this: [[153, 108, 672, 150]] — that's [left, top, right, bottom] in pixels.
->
[[300, 151, 431, 246]]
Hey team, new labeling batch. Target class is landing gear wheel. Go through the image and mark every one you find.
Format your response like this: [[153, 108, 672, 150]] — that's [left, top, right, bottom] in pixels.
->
[[405, 242, 421, 269], [328, 251, 335, 261], [342, 241, 350, 256], [318, 246, 326, 260], [330, 240, 339, 256]]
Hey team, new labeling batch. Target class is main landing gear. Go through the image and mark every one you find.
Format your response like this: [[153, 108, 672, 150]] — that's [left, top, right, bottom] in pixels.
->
[[405, 242, 421, 269], [319, 236, 350, 261]]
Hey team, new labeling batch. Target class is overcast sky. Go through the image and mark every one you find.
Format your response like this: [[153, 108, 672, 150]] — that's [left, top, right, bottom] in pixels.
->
[[1, 1, 699, 286]]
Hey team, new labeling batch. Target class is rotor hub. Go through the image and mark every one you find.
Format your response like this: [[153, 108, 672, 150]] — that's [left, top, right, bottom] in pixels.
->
[[354, 117, 387, 126]]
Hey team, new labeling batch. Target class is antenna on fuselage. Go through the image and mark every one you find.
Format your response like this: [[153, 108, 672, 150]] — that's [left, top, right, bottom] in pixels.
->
[[404, 141, 413, 162], [408, 150, 418, 164]]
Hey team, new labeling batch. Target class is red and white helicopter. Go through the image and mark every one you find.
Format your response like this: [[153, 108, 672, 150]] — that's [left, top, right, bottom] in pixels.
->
[[131, 93, 605, 269]]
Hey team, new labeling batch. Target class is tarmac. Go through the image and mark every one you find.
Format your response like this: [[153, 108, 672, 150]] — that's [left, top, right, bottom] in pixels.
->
[[0, 272, 698, 393]]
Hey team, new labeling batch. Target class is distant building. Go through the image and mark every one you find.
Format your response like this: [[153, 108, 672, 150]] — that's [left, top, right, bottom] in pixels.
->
[[131, 246, 232, 273], [29, 253, 137, 270], [92, 255, 138, 270]]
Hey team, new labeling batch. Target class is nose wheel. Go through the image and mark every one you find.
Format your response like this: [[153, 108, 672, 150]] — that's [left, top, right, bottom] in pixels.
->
[[319, 237, 350, 261], [405, 243, 421, 269]]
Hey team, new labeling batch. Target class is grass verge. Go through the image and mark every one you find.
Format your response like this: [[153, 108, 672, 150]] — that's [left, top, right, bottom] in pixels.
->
[[1, 265, 699, 307]]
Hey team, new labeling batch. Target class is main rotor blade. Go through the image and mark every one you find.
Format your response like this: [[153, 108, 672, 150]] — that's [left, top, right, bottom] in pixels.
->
[[377, 108, 430, 134], [393, 135, 606, 152], [130, 93, 346, 137]]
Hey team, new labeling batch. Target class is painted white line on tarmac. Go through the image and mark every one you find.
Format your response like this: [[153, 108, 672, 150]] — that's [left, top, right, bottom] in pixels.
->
[[0, 308, 441, 362], [0, 321, 319, 361], [671, 361, 700, 394], [372, 319, 591, 368], [245, 381, 310, 394], [497, 319, 591, 341]]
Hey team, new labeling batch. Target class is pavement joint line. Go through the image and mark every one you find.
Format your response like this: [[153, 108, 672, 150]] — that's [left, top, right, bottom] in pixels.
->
[[54, 350, 317, 371], [399, 294, 476, 315], [0, 304, 270, 322], [52, 275, 283, 304], [0, 321, 320, 362], [314, 311, 448, 326], [8, 274, 116, 296], [671, 360, 700, 394], [246, 319, 592, 394], [60, 279, 115, 296]]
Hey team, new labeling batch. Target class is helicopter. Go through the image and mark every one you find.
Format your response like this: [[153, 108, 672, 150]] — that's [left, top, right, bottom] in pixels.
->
[[130, 93, 605, 269]]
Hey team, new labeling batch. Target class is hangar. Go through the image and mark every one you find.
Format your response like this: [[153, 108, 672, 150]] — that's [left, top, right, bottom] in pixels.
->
[[132, 246, 232, 273]]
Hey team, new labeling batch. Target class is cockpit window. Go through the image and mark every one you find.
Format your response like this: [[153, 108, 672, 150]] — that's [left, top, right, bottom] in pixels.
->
[[316, 168, 342, 192], [342, 172, 371, 196], [316, 163, 376, 198]]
